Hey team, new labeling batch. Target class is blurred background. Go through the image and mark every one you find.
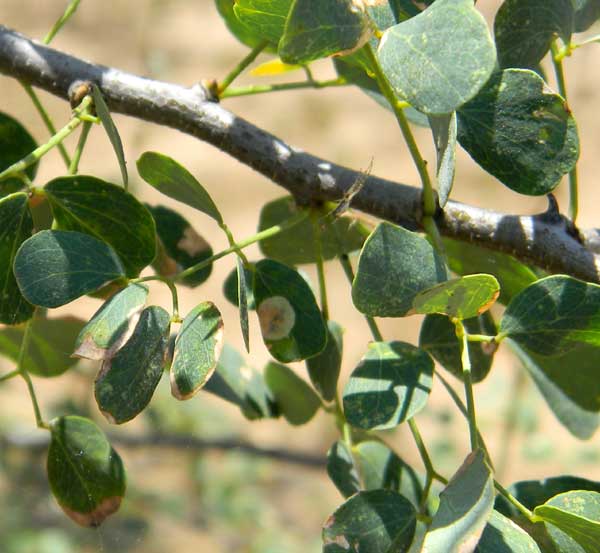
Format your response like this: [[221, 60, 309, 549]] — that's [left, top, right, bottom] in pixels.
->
[[1, 1, 600, 551]]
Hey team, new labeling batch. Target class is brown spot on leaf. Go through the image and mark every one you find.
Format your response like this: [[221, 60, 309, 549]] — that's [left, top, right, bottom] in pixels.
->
[[257, 296, 295, 341], [477, 289, 500, 315], [177, 226, 210, 257], [61, 496, 123, 527]]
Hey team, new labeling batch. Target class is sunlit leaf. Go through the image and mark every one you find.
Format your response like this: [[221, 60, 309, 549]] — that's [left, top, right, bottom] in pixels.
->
[[215, 0, 276, 49], [343, 341, 434, 430], [0, 192, 34, 324], [95, 306, 171, 424], [429, 112, 457, 207], [458, 69, 579, 196], [14, 230, 126, 308], [233, 0, 293, 46], [171, 302, 224, 400], [47, 416, 126, 527]]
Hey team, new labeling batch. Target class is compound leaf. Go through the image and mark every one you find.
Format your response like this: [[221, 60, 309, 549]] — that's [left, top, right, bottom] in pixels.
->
[[343, 341, 434, 430], [14, 230, 126, 308], [377, 0, 496, 115], [458, 69, 579, 196], [95, 306, 171, 424], [171, 302, 224, 400], [352, 222, 448, 317], [47, 416, 126, 527], [45, 176, 155, 278], [0, 192, 34, 324], [137, 151, 223, 224], [322, 489, 417, 553], [254, 259, 327, 362]]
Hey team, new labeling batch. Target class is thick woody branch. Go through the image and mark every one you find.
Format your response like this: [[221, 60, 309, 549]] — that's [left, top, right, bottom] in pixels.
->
[[1, 25, 600, 282]]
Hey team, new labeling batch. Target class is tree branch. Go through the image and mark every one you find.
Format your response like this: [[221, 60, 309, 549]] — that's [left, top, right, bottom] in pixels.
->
[[1, 431, 326, 469], [1, 25, 600, 282]]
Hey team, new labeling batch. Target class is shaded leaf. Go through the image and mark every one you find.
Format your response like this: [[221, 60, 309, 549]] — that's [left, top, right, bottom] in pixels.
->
[[171, 302, 224, 400], [377, 0, 496, 115], [258, 196, 366, 265], [327, 440, 360, 498], [0, 192, 34, 324], [223, 262, 256, 310], [264, 361, 320, 425], [0, 111, 38, 196], [322, 489, 417, 553], [306, 320, 343, 401], [494, 0, 573, 69], [421, 449, 495, 552], [233, 0, 293, 45], [412, 274, 500, 319], [475, 510, 542, 552], [237, 257, 251, 352], [420, 312, 497, 384], [74, 283, 148, 361], [254, 259, 327, 363], [573, 0, 600, 31], [148, 204, 213, 287], [91, 84, 128, 187], [45, 176, 155, 277], [279, 0, 372, 64], [343, 341, 434, 430], [510, 340, 600, 439], [500, 275, 600, 356], [14, 230, 126, 308], [458, 69, 579, 196], [443, 238, 538, 305], [535, 491, 600, 552], [203, 344, 278, 419], [429, 112, 457, 207], [352, 222, 448, 317], [137, 151, 223, 224], [95, 306, 171, 424], [47, 416, 126, 527], [0, 314, 85, 377]]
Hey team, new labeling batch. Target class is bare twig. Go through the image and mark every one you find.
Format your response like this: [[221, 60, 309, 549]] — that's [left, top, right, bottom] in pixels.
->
[[1, 25, 599, 281]]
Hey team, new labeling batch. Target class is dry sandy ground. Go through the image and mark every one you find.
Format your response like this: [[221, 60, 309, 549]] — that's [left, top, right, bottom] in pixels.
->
[[1, 1, 600, 552]]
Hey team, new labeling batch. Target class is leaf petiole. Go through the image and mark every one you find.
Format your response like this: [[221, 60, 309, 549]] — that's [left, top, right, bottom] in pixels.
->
[[220, 77, 348, 98]]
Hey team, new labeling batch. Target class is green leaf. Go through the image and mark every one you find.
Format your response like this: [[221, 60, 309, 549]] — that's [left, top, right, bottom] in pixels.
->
[[91, 84, 128, 187], [233, 0, 293, 46], [264, 361, 320, 425], [237, 257, 251, 352], [0, 314, 85, 377], [137, 151, 223, 224], [327, 441, 361, 498], [45, 175, 156, 278], [258, 196, 366, 265], [475, 510, 542, 552], [457, 69, 580, 196], [170, 302, 224, 400], [254, 259, 327, 362], [279, 0, 372, 64], [377, 0, 496, 115], [147, 204, 213, 287], [510, 340, 600, 439], [215, 0, 275, 49], [354, 440, 423, 507], [306, 320, 343, 401], [95, 306, 171, 424], [420, 312, 497, 384], [494, 0, 573, 69], [0, 112, 38, 196], [500, 275, 600, 356], [0, 192, 34, 324], [322, 489, 417, 553], [429, 112, 457, 207], [352, 222, 448, 317], [443, 238, 538, 305], [203, 344, 278, 419], [421, 449, 495, 552], [14, 230, 126, 308], [223, 263, 256, 310], [535, 491, 600, 552], [573, 0, 600, 31], [47, 416, 126, 527], [343, 341, 434, 430], [74, 283, 148, 361], [412, 274, 500, 319]]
